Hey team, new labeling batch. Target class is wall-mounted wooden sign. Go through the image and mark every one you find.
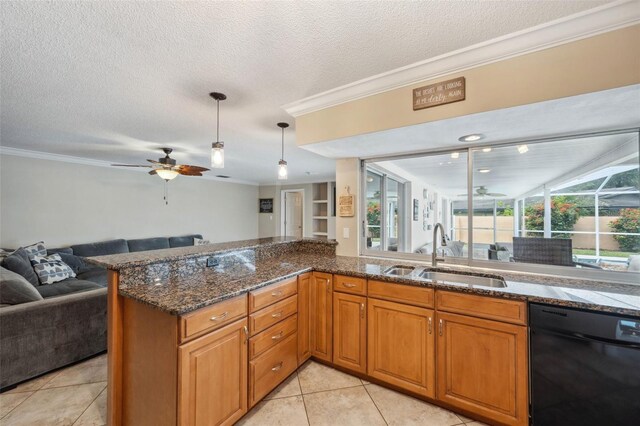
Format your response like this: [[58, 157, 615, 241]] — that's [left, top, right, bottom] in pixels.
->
[[338, 194, 354, 217], [413, 77, 465, 110]]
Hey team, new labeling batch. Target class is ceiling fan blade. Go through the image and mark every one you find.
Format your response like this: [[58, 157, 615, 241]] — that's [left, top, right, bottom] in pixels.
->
[[147, 159, 160, 164], [148, 170, 157, 175], [111, 164, 152, 168], [486, 193, 507, 197], [177, 165, 210, 173], [177, 169, 203, 176]]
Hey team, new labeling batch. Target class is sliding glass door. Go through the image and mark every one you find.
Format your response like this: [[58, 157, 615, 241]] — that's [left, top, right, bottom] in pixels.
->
[[365, 167, 407, 252]]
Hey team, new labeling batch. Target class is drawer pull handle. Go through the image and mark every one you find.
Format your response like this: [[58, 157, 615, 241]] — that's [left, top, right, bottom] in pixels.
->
[[210, 312, 228, 321], [271, 291, 283, 297], [342, 283, 357, 288], [360, 303, 365, 319], [428, 317, 432, 334], [271, 362, 283, 372], [243, 326, 249, 342], [271, 312, 283, 318], [271, 332, 283, 340], [439, 319, 444, 336]]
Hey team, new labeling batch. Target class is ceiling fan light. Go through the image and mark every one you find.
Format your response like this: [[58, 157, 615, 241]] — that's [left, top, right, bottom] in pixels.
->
[[156, 169, 179, 180], [517, 144, 529, 154], [278, 160, 288, 180], [458, 133, 484, 142], [211, 141, 224, 168]]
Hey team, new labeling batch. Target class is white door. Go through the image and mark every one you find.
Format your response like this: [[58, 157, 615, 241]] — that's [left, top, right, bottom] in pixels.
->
[[284, 192, 303, 238]]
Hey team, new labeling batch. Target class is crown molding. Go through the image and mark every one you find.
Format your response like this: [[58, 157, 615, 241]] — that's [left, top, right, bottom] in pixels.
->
[[283, 0, 640, 117], [0, 146, 259, 186]]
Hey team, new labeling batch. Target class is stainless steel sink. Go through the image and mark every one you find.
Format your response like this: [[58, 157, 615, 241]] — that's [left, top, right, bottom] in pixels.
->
[[384, 265, 416, 277], [418, 270, 507, 288]]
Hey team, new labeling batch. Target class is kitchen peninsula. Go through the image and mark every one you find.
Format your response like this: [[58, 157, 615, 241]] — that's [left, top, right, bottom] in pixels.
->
[[91, 237, 640, 426]]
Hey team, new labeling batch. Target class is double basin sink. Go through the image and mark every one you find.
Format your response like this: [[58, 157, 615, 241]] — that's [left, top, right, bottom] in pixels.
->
[[383, 265, 507, 288]]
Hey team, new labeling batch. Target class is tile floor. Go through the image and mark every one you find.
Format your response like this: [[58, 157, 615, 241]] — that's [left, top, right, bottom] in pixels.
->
[[0, 355, 488, 426]]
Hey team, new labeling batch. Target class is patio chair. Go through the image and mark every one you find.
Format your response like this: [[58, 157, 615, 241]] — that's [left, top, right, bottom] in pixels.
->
[[512, 237, 602, 269]]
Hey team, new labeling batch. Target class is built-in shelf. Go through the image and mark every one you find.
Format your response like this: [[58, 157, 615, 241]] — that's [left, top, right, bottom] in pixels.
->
[[313, 216, 328, 219], [313, 232, 328, 236], [313, 200, 328, 203], [312, 182, 336, 240]]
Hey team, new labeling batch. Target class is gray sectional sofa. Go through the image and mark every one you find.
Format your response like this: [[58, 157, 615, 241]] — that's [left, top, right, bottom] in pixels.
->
[[0, 234, 202, 390]]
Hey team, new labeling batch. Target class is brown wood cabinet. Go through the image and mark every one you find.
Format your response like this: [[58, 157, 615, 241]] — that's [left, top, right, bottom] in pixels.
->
[[178, 318, 248, 426], [309, 272, 333, 362], [367, 298, 435, 398], [297, 273, 312, 364], [436, 311, 528, 426], [332, 292, 366, 373]]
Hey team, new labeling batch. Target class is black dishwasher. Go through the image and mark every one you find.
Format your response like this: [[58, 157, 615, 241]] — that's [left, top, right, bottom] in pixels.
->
[[530, 303, 640, 425]]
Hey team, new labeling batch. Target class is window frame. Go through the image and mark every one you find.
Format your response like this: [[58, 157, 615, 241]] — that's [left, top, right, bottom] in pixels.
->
[[359, 127, 640, 285]]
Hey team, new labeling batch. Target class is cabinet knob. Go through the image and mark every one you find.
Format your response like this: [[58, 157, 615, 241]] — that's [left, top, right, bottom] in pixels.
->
[[271, 362, 283, 372], [210, 311, 228, 321], [271, 312, 283, 318]]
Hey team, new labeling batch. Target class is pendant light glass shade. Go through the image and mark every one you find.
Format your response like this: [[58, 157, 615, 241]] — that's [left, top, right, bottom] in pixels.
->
[[211, 141, 224, 168], [156, 169, 179, 180], [278, 159, 288, 180], [277, 122, 289, 180], [210, 92, 227, 169]]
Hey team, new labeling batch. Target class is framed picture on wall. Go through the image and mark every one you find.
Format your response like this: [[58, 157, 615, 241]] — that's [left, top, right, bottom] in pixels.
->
[[259, 198, 274, 213], [413, 199, 419, 221]]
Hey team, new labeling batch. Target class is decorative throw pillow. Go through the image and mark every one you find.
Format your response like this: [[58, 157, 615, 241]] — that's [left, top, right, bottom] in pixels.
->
[[0, 266, 43, 304], [23, 241, 47, 259], [1, 248, 41, 286], [29, 253, 76, 285], [194, 238, 210, 246]]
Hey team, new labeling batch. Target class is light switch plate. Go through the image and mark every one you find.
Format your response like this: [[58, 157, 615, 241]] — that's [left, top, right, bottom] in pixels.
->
[[343, 227, 350, 239]]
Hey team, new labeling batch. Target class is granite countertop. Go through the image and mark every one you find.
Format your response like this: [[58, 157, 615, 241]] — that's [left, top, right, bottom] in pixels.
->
[[114, 248, 640, 317]]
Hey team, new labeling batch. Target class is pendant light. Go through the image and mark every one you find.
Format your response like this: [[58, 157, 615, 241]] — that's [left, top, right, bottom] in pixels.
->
[[277, 122, 289, 180], [210, 92, 226, 168]]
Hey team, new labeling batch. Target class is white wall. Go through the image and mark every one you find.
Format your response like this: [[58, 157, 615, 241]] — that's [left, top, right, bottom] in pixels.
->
[[258, 183, 314, 238], [0, 155, 259, 248]]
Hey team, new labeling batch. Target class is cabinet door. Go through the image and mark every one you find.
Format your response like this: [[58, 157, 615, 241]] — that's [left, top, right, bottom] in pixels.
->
[[297, 273, 312, 365], [436, 312, 528, 426], [309, 272, 332, 362], [178, 318, 248, 426], [333, 292, 366, 373], [367, 298, 435, 398]]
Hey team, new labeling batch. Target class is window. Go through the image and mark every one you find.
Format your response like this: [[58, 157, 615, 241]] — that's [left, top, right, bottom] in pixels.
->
[[361, 130, 640, 282]]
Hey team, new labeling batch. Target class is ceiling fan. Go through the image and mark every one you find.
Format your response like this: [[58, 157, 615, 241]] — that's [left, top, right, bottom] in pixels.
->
[[458, 186, 507, 198], [111, 148, 210, 181]]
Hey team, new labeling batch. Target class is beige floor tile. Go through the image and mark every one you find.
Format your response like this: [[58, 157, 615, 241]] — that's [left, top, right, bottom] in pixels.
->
[[303, 386, 386, 426], [1, 382, 105, 426], [237, 395, 308, 426], [465, 422, 489, 426], [264, 373, 302, 400], [0, 391, 33, 418], [360, 378, 371, 385], [42, 356, 107, 389], [297, 361, 361, 394], [3, 370, 59, 394], [365, 384, 462, 426], [73, 386, 107, 426]]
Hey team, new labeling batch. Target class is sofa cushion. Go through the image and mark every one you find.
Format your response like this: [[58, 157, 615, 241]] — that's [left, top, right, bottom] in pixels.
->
[[169, 234, 203, 248], [76, 268, 108, 287], [56, 253, 91, 274], [71, 239, 129, 257], [1, 249, 40, 287], [0, 267, 43, 305], [127, 237, 170, 252], [35, 278, 102, 298], [47, 247, 73, 255], [30, 253, 76, 285]]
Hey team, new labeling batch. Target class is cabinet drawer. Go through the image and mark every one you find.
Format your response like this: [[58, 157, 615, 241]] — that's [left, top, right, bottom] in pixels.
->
[[179, 294, 248, 342], [249, 295, 298, 336], [249, 314, 297, 359], [249, 277, 298, 313], [368, 280, 434, 308], [249, 333, 298, 407], [436, 291, 527, 325], [334, 275, 367, 295]]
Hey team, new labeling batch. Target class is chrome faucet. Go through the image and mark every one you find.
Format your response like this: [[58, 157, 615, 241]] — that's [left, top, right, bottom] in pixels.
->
[[432, 223, 447, 267]]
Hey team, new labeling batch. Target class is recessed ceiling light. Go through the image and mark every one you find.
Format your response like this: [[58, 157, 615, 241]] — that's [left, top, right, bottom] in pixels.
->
[[482, 147, 492, 153], [478, 168, 491, 173], [458, 134, 485, 142], [517, 144, 529, 154], [451, 152, 460, 159], [215, 175, 230, 179]]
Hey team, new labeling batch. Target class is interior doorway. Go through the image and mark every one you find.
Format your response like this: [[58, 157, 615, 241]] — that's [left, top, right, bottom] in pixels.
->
[[281, 189, 304, 238]]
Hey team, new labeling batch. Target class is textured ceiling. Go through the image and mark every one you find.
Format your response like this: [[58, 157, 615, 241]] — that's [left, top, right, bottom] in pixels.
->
[[0, 1, 610, 184]]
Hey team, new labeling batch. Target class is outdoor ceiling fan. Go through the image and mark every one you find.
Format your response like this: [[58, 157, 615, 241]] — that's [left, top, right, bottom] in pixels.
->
[[458, 186, 507, 198], [111, 148, 210, 205]]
